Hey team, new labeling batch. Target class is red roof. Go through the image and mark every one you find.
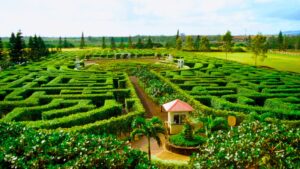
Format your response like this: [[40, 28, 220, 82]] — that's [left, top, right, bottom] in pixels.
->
[[162, 99, 194, 112]]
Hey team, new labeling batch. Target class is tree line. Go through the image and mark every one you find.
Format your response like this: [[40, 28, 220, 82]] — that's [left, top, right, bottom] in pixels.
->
[[53, 30, 300, 51], [0, 30, 51, 69]]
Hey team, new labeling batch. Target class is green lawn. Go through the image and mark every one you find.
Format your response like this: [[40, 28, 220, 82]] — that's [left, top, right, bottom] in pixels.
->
[[197, 52, 300, 73]]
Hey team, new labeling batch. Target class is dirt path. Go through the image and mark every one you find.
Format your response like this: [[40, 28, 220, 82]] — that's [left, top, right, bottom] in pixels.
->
[[129, 76, 167, 120], [129, 76, 189, 162]]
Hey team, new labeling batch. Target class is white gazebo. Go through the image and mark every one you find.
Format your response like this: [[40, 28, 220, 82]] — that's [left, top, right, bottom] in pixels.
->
[[162, 99, 194, 134]]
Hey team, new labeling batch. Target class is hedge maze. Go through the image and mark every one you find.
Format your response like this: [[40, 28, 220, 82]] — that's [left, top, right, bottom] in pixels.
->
[[161, 56, 300, 124], [83, 49, 168, 59], [0, 53, 144, 135]]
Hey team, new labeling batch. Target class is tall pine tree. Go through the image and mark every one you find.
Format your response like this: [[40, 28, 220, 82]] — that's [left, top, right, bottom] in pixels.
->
[[9, 31, 25, 63], [128, 36, 133, 48], [80, 32, 85, 49], [136, 38, 143, 49], [63, 38, 68, 48], [176, 37, 182, 50], [119, 38, 125, 49], [101, 37, 106, 48], [0, 37, 3, 60], [28, 36, 35, 60], [37, 36, 48, 57], [176, 29, 179, 40], [278, 31, 284, 51], [9, 33, 16, 62], [146, 37, 153, 48], [194, 35, 200, 51], [57, 37, 62, 51], [110, 37, 116, 50], [28, 35, 48, 61]]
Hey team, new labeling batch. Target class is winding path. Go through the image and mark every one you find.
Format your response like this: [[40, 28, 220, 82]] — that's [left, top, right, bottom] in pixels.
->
[[129, 76, 189, 162]]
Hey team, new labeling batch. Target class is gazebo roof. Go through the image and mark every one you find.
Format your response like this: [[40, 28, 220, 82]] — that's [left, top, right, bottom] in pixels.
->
[[162, 99, 194, 112]]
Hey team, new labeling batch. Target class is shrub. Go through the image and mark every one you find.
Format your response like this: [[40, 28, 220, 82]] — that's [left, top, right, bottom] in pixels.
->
[[152, 157, 190, 169], [169, 133, 206, 147], [190, 121, 300, 168], [0, 122, 151, 168]]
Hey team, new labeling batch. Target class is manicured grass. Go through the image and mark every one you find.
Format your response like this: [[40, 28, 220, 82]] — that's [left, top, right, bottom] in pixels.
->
[[197, 52, 300, 73]]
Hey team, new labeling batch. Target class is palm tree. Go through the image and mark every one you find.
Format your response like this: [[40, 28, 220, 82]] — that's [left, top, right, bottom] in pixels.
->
[[130, 117, 165, 162], [199, 115, 228, 136]]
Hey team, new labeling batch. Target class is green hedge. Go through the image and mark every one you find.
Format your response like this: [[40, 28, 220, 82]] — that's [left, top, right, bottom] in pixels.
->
[[169, 133, 206, 147], [24, 100, 122, 129], [42, 100, 95, 120], [2, 99, 76, 122], [152, 157, 190, 169], [0, 91, 43, 116]]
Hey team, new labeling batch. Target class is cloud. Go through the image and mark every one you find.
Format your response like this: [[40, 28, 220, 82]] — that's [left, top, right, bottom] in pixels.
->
[[0, 0, 299, 36]]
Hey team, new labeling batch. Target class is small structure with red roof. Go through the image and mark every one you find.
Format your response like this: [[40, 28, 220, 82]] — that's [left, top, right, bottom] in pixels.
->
[[162, 99, 194, 134]]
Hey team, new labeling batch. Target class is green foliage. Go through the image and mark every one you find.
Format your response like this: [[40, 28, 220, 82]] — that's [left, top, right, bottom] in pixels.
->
[[28, 35, 49, 61], [176, 37, 183, 50], [110, 37, 116, 50], [169, 133, 206, 147], [278, 31, 284, 51], [101, 37, 106, 48], [200, 36, 210, 51], [182, 122, 193, 140], [146, 37, 153, 48], [198, 115, 228, 136], [136, 38, 144, 49], [131, 117, 165, 162], [119, 37, 125, 49], [185, 36, 194, 50], [0, 37, 3, 60], [9, 31, 26, 63], [251, 33, 267, 66], [57, 37, 62, 51], [222, 30, 233, 59], [63, 37, 74, 48], [190, 121, 300, 168], [194, 35, 200, 51], [0, 122, 151, 168], [80, 32, 85, 49], [152, 157, 190, 169], [128, 36, 133, 49]]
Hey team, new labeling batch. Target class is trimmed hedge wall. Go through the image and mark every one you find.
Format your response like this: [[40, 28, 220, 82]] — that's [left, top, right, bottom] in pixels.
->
[[24, 100, 122, 129]]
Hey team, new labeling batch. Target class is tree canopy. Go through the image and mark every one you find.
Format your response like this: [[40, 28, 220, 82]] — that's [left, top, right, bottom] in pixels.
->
[[251, 33, 267, 66], [176, 37, 183, 50], [222, 30, 233, 59], [185, 35, 194, 50], [80, 32, 85, 49]]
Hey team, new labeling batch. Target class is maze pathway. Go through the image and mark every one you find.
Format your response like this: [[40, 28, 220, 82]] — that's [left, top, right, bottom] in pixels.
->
[[0, 54, 144, 135]]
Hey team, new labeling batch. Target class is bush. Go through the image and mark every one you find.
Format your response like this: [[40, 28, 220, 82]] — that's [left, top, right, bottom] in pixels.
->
[[0, 122, 152, 168], [169, 133, 206, 147], [152, 157, 190, 169], [190, 121, 300, 168]]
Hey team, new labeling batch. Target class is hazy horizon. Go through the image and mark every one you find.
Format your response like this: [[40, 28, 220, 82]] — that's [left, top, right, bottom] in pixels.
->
[[1, 0, 299, 37]]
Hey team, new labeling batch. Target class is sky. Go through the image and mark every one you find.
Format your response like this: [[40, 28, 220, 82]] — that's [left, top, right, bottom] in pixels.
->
[[0, 0, 299, 37]]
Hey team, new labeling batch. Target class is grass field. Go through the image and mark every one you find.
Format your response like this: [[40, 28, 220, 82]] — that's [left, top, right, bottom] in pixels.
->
[[198, 52, 300, 73]]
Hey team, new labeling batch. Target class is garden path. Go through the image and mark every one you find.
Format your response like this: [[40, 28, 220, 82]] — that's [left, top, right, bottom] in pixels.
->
[[129, 76, 189, 162]]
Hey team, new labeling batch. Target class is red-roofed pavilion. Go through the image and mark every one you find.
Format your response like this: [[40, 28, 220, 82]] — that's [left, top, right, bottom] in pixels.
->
[[162, 99, 194, 134]]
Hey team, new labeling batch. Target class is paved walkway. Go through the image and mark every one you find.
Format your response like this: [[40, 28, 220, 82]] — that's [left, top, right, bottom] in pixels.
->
[[129, 76, 189, 162]]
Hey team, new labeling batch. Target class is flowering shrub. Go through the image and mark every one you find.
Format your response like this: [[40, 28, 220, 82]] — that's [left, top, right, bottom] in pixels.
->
[[0, 122, 152, 168], [189, 121, 300, 168]]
